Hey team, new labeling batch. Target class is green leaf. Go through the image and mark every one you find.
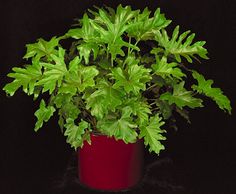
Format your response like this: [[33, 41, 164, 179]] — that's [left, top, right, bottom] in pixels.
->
[[175, 107, 190, 123], [34, 99, 56, 131], [152, 56, 186, 80], [56, 56, 81, 95], [64, 118, 91, 149], [139, 54, 156, 65], [52, 93, 80, 130], [58, 83, 77, 95], [111, 64, 152, 95], [123, 54, 141, 68], [66, 28, 83, 39], [155, 99, 173, 120], [67, 14, 101, 64], [91, 4, 138, 38], [116, 5, 138, 27], [139, 115, 166, 155], [3, 80, 22, 96], [52, 93, 81, 120], [107, 37, 137, 59], [86, 80, 124, 119], [192, 71, 232, 114], [85, 93, 104, 119], [89, 5, 139, 59], [77, 42, 99, 64], [125, 98, 151, 126], [67, 13, 99, 41], [68, 56, 82, 72], [3, 60, 42, 96], [36, 48, 67, 94], [61, 101, 80, 120], [97, 106, 138, 143], [65, 63, 99, 93], [160, 82, 203, 109], [53, 93, 72, 108], [155, 26, 208, 63], [23, 36, 59, 61], [127, 7, 171, 41]]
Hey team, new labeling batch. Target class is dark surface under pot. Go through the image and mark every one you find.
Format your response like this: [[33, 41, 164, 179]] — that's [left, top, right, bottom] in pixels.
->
[[49, 152, 186, 194], [48, 141, 236, 194]]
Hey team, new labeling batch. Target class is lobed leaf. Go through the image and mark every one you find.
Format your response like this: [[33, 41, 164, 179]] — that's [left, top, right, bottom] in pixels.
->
[[34, 99, 55, 131], [155, 26, 209, 63], [77, 42, 99, 64], [111, 64, 152, 95], [65, 63, 99, 93], [139, 115, 166, 154], [127, 7, 171, 41], [89, 5, 139, 59], [23, 36, 59, 61], [152, 56, 186, 80], [125, 98, 151, 126], [3, 60, 42, 96], [64, 118, 91, 149], [36, 48, 67, 94], [97, 106, 138, 143], [66, 13, 98, 41], [155, 99, 173, 120], [192, 71, 231, 114], [160, 82, 203, 109], [86, 79, 124, 119]]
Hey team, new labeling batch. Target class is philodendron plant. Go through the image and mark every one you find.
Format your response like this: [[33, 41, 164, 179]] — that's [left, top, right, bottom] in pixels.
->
[[3, 5, 231, 155]]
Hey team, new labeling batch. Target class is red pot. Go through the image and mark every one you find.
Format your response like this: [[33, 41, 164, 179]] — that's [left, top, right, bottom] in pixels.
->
[[78, 133, 144, 191]]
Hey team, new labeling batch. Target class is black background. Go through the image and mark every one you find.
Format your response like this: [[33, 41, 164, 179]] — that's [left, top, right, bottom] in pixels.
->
[[1, 0, 236, 194]]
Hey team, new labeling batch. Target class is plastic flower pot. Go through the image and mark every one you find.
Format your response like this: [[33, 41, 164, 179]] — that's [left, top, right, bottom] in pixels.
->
[[78, 133, 144, 191]]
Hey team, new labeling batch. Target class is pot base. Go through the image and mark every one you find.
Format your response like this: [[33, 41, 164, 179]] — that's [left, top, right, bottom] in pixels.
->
[[77, 176, 143, 193], [78, 134, 144, 191]]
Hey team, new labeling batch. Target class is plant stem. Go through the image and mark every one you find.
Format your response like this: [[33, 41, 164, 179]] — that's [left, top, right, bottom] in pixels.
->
[[151, 107, 160, 111], [146, 83, 158, 91], [79, 99, 97, 130], [148, 98, 158, 101], [192, 91, 198, 96], [149, 102, 157, 106], [178, 63, 192, 72], [130, 38, 140, 53], [151, 72, 156, 76], [106, 46, 109, 60], [111, 55, 114, 67], [83, 108, 97, 130], [128, 36, 131, 56]]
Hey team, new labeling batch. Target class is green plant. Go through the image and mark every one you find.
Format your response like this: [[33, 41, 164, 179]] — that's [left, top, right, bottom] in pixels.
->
[[3, 5, 231, 155]]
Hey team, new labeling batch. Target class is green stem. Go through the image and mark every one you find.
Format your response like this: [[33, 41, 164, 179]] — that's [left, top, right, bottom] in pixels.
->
[[106, 46, 109, 59], [79, 99, 97, 130], [130, 38, 140, 53], [179, 62, 192, 72], [146, 83, 158, 91], [149, 102, 157, 106], [151, 107, 160, 111], [148, 98, 158, 101], [84, 109, 97, 130], [151, 72, 156, 76], [127, 36, 131, 56], [192, 91, 198, 96], [111, 55, 114, 67]]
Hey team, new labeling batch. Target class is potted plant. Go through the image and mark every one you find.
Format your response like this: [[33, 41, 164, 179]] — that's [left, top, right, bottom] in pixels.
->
[[3, 4, 231, 191]]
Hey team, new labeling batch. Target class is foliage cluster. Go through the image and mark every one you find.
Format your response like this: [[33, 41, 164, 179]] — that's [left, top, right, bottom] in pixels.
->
[[3, 5, 231, 154]]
